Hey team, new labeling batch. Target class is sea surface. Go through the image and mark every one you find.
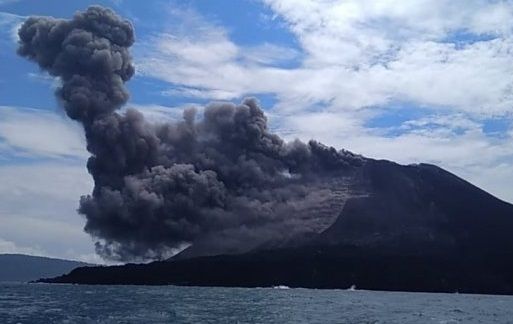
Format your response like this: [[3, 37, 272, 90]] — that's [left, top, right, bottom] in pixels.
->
[[1, 283, 513, 323]]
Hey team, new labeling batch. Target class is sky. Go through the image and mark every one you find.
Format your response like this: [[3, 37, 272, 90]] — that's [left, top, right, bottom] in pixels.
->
[[1, 0, 513, 262]]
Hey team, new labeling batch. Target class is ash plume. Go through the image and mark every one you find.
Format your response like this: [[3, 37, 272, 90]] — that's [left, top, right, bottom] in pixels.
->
[[17, 6, 363, 261]]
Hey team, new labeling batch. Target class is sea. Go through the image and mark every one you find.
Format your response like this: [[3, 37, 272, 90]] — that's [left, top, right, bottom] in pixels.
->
[[1, 283, 513, 323]]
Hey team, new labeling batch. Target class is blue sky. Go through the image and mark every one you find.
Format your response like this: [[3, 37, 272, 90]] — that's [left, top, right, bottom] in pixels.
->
[[1, 0, 513, 261]]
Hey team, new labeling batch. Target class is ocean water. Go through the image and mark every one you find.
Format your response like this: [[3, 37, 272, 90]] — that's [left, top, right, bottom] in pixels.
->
[[1, 283, 513, 323]]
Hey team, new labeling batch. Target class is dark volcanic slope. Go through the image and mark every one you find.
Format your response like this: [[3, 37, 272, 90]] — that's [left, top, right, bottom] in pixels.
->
[[41, 161, 513, 294], [0, 254, 92, 282], [321, 160, 513, 252]]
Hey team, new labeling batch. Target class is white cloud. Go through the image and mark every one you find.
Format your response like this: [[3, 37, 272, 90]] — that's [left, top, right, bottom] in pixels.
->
[[0, 162, 99, 262], [135, 6, 301, 101], [136, 1, 513, 115], [0, 109, 93, 260], [242, 43, 300, 65], [259, 0, 513, 115], [0, 237, 46, 256], [0, 11, 24, 42], [0, 106, 88, 159], [0, 106, 97, 261], [0, 163, 92, 210]]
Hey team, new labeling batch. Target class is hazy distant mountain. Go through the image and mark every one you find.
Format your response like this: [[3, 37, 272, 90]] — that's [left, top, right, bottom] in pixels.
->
[[40, 160, 513, 294], [0, 254, 92, 282]]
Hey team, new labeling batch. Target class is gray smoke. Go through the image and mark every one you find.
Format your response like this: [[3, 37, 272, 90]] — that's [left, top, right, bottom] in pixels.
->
[[17, 6, 363, 261]]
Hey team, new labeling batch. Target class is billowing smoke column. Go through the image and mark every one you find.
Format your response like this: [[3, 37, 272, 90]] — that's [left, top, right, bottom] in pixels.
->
[[17, 6, 362, 261]]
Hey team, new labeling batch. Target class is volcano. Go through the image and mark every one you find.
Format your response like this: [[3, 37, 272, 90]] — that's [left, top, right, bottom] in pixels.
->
[[40, 158, 513, 294]]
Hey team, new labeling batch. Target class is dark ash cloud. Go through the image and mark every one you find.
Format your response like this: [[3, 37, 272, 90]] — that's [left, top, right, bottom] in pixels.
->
[[17, 6, 363, 261]]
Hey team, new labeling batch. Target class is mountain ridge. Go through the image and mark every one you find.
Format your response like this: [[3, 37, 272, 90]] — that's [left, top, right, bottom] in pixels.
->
[[0, 254, 93, 282]]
